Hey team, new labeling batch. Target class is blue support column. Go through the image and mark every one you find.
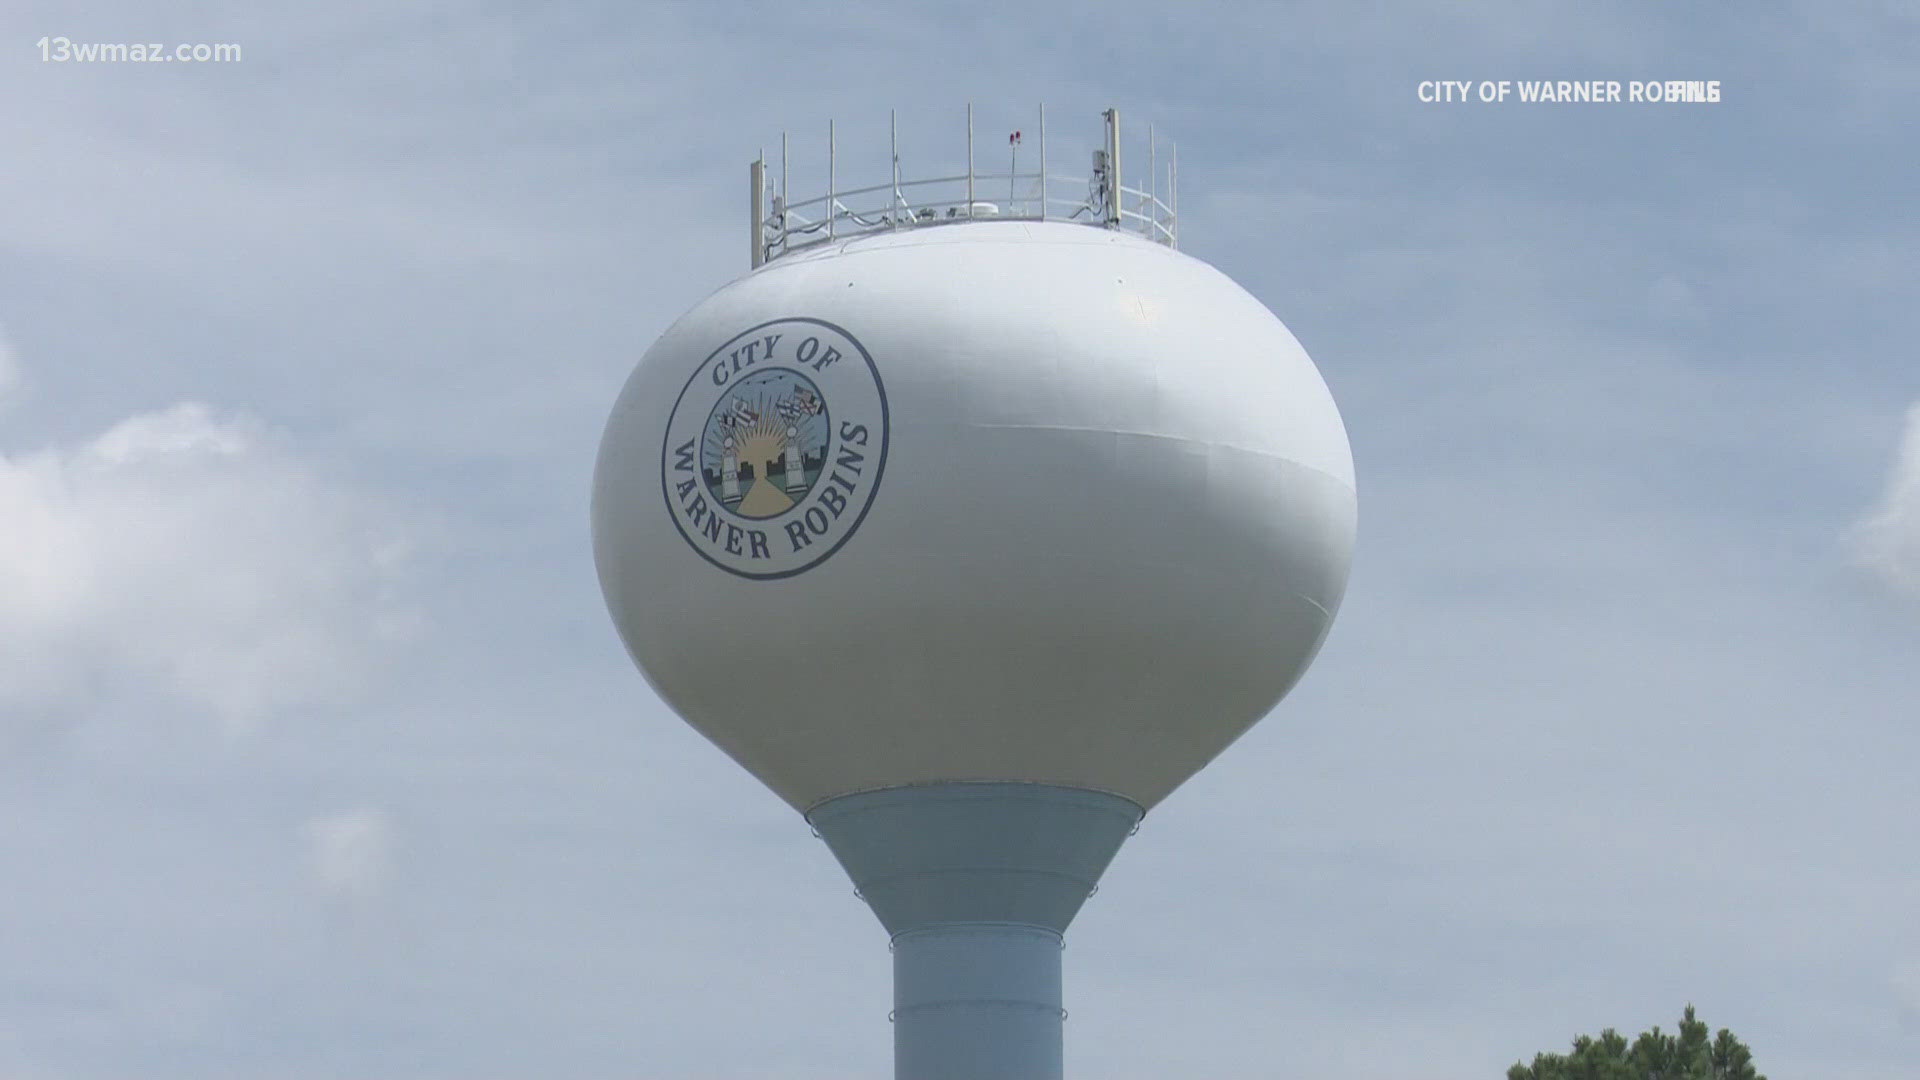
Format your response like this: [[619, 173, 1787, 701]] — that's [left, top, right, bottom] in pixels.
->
[[892, 924, 1063, 1079], [807, 783, 1142, 1080]]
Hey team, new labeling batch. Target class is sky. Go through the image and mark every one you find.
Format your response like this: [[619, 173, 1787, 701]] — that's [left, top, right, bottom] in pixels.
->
[[3, 2, 1917, 1077]]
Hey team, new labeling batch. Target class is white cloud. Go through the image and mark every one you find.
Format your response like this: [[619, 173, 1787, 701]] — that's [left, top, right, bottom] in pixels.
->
[[0, 388, 417, 734], [1851, 402, 1920, 598], [306, 808, 394, 903]]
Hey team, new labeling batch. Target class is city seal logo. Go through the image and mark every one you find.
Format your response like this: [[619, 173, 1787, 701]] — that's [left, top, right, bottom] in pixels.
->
[[661, 317, 889, 580]]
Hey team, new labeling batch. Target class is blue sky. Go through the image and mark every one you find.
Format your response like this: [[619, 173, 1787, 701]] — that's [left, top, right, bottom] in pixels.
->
[[3, 3, 1917, 1077]]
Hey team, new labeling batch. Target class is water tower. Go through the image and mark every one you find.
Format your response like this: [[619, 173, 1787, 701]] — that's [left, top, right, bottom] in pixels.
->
[[593, 107, 1355, 1079]]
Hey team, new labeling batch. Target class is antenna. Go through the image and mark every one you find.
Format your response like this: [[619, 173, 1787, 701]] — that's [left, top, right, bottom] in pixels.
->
[[1103, 107, 1121, 227], [966, 103, 975, 218], [748, 155, 765, 269]]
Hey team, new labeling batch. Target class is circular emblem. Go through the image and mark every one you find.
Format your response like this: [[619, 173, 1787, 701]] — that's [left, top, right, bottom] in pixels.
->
[[661, 317, 888, 579]]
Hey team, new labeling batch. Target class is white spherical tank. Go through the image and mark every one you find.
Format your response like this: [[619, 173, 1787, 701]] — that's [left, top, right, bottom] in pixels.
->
[[593, 220, 1355, 812]]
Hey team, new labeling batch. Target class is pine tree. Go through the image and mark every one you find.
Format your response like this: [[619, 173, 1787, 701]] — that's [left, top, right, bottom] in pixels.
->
[[1506, 1005, 1763, 1080]]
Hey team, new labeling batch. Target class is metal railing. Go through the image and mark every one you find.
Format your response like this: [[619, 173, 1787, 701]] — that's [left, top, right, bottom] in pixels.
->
[[750, 106, 1177, 268]]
